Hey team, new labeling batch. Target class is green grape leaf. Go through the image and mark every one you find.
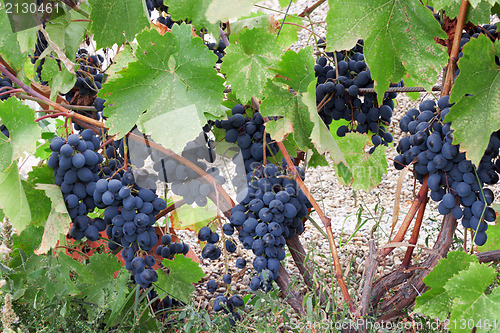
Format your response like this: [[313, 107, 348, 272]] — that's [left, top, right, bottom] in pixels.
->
[[276, 15, 301, 48], [279, 0, 298, 8], [428, 0, 490, 23], [301, 81, 345, 164], [273, 47, 315, 93], [445, 262, 500, 333], [89, 0, 149, 49], [78, 252, 126, 308], [230, 13, 277, 35], [205, 0, 259, 23], [15, 26, 38, 53], [326, 0, 447, 104], [493, 3, 500, 16], [0, 98, 41, 161], [0, 2, 25, 71], [101, 24, 225, 143], [10, 225, 43, 268], [167, 0, 219, 36], [261, 82, 313, 150], [22, 165, 53, 225], [478, 223, 500, 251], [105, 44, 138, 82], [0, 161, 31, 233], [415, 251, 476, 319], [41, 57, 76, 99], [33, 183, 70, 255], [335, 133, 387, 191], [220, 28, 283, 102], [157, 255, 205, 303], [170, 201, 217, 234], [447, 35, 500, 166], [0, 133, 12, 172], [43, 7, 89, 74]]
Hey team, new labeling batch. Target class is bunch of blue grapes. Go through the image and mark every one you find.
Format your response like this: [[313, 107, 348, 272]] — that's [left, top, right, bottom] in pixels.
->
[[220, 162, 311, 292], [206, 40, 226, 63], [197, 226, 245, 325], [215, 104, 280, 192], [48, 129, 106, 241], [394, 96, 498, 246], [314, 47, 400, 149]]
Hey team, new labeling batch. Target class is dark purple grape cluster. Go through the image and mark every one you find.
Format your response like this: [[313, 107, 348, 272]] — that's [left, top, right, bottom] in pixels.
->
[[206, 40, 226, 63], [395, 96, 498, 246], [215, 104, 280, 192], [214, 162, 311, 293], [31, 29, 48, 85], [314, 49, 400, 150], [47, 129, 105, 241]]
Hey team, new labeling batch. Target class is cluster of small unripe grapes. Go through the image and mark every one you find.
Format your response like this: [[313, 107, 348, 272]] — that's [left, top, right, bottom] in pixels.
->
[[394, 96, 497, 245], [314, 42, 400, 150]]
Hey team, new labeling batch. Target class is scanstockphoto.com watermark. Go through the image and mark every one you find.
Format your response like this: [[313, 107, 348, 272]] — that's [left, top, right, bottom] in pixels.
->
[[288, 318, 500, 332]]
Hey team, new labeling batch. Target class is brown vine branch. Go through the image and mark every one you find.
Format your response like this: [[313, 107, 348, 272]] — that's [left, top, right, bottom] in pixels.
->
[[441, 0, 469, 96], [381, 175, 429, 258], [401, 189, 428, 269], [477, 250, 500, 263], [358, 240, 379, 332], [298, 0, 326, 17], [0, 63, 106, 131]]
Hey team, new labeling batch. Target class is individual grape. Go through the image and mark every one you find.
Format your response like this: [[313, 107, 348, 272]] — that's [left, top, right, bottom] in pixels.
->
[[206, 279, 218, 293], [223, 274, 232, 285], [198, 226, 212, 241], [235, 258, 246, 269]]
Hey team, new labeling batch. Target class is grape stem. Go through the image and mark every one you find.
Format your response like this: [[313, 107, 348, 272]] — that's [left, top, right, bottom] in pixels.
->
[[252, 96, 356, 314], [55, 245, 90, 259], [35, 112, 68, 122], [282, 22, 325, 42], [441, 0, 470, 96]]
